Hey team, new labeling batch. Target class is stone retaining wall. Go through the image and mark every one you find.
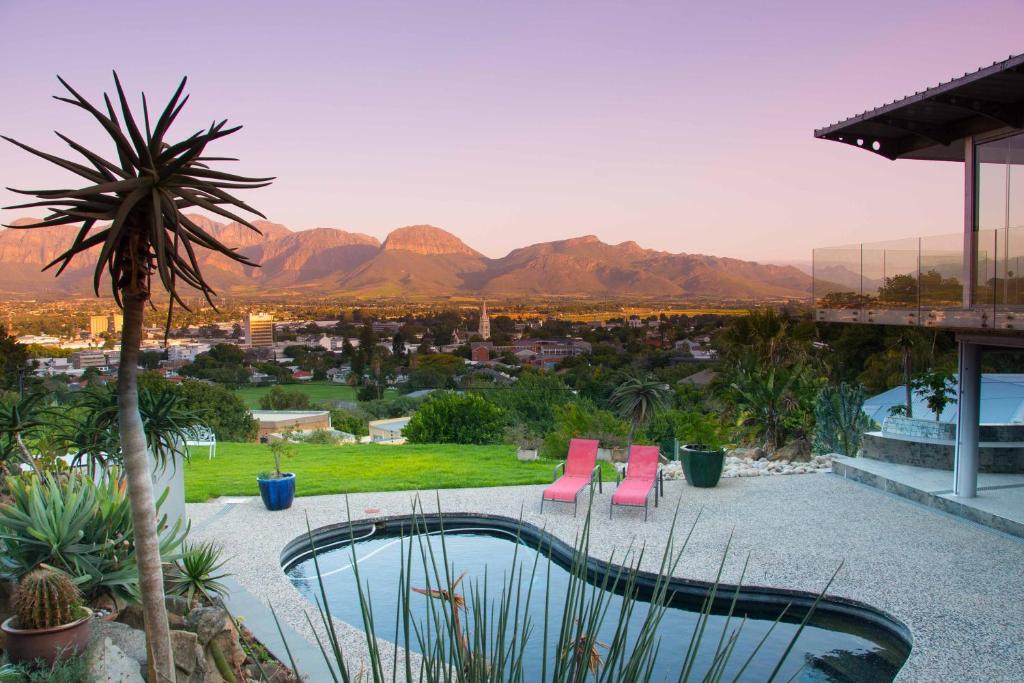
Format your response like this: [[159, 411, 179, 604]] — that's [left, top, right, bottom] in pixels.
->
[[861, 432, 1024, 472], [881, 416, 955, 441]]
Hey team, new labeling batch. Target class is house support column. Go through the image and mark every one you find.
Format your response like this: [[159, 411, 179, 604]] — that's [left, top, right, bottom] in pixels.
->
[[953, 340, 981, 497]]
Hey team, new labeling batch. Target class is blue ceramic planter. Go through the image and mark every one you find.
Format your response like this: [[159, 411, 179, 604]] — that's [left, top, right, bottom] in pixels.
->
[[257, 473, 295, 511]]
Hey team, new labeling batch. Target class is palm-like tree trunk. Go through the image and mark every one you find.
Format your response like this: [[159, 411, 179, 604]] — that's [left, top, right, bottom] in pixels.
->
[[118, 291, 175, 682], [13, 432, 41, 476]]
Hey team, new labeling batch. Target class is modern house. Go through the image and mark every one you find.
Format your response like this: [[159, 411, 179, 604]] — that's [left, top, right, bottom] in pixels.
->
[[813, 55, 1024, 523]]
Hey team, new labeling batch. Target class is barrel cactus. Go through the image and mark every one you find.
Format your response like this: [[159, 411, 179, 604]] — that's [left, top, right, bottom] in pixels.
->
[[13, 567, 83, 630]]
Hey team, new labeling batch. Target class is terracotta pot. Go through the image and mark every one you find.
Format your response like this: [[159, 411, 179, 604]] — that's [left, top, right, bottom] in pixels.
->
[[1, 607, 93, 665]]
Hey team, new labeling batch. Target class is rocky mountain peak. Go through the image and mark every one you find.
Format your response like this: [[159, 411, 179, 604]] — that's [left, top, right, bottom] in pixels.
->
[[382, 225, 482, 257]]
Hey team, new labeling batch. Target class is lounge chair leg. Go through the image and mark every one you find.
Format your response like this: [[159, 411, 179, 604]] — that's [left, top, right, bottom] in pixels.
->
[[540, 497, 544, 513], [610, 500, 613, 519], [644, 502, 648, 522]]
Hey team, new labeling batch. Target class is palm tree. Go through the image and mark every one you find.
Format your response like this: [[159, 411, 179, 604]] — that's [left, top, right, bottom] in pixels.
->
[[608, 374, 671, 445], [729, 365, 806, 452], [3, 73, 271, 681]]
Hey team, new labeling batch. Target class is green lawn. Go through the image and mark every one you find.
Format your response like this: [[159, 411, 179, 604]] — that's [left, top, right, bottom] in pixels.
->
[[184, 442, 617, 502], [233, 381, 397, 408]]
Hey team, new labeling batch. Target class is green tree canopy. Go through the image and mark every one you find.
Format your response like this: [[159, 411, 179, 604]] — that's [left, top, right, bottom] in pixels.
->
[[259, 385, 314, 411], [404, 392, 505, 445]]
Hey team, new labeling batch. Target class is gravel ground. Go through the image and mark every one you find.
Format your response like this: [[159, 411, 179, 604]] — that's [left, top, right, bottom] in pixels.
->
[[188, 473, 1024, 682]]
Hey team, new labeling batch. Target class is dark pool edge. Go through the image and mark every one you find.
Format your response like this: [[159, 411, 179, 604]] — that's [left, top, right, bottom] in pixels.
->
[[280, 511, 913, 666]]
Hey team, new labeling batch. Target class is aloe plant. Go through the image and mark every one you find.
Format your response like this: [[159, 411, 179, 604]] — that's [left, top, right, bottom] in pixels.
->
[[166, 540, 231, 607], [0, 472, 186, 602]]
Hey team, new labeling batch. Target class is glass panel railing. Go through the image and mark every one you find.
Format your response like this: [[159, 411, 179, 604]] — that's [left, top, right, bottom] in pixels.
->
[[920, 232, 964, 309], [868, 237, 919, 309], [815, 228, 1024, 322], [975, 228, 997, 307], [812, 244, 863, 308], [997, 225, 1024, 307]]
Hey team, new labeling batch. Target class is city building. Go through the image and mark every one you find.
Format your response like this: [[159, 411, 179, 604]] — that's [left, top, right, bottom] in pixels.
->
[[88, 313, 123, 336], [71, 349, 107, 370], [478, 300, 491, 340], [812, 54, 1024, 517], [471, 338, 590, 368], [89, 315, 109, 336], [371, 321, 403, 335], [245, 313, 275, 349]]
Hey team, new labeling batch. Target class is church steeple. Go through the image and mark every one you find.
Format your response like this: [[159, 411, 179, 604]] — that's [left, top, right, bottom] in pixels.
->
[[478, 300, 491, 340]]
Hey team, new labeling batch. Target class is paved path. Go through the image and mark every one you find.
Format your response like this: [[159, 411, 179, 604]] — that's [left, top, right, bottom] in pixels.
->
[[189, 473, 1024, 682]]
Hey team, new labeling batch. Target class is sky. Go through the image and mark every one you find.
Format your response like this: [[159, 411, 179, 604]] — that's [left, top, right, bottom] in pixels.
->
[[2, 1, 1023, 263]]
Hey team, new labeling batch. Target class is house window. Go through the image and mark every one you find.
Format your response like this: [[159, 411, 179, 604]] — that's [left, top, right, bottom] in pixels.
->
[[975, 132, 1024, 307]]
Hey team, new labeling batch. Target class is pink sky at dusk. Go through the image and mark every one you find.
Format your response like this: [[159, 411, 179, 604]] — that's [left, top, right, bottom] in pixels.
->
[[2, 1, 1023, 264]]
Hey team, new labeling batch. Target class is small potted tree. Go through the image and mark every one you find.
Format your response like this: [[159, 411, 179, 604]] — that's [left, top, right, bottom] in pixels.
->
[[677, 412, 726, 488], [1, 566, 93, 664], [257, 441, 296, 511]]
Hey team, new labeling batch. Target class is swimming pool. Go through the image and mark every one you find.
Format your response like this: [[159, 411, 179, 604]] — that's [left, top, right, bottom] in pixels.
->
[[283, 514, 911, 682]]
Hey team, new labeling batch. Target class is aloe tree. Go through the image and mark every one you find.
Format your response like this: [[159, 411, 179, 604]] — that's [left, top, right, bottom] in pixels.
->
[[3, 73, 271, 681], [608, 374, 671, 445], [0, 392, 50, 475]]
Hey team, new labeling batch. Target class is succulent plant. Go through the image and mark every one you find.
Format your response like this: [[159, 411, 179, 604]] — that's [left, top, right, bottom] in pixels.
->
[[12, 567, 83, 630]]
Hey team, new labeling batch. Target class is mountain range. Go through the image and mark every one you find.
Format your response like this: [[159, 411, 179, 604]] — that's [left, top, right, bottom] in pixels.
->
[[0, 216, 811, 300]]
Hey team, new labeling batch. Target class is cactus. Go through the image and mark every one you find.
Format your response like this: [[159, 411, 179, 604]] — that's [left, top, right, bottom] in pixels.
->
[[12, 567, 83, 630], [813, 382, 872, 456]]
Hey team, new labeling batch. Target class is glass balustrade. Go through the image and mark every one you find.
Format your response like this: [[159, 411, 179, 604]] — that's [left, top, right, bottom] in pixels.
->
[[813, 228, 1024, 327]]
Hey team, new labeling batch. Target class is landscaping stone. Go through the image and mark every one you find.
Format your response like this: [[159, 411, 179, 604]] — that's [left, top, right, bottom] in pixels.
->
[[186, 607, 229, 646], [169, 628, 209, 683], [770, 438, 812, 462], [120, 603, 186, 631], [729, 446, 766, 461], [90, 620, 148, 672], [166, 595, 191, 616], [85, 636, 145, 683]]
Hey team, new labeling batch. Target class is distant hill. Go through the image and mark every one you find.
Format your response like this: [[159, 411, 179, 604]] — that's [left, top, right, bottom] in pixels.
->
[[0, 216, 811, 300]]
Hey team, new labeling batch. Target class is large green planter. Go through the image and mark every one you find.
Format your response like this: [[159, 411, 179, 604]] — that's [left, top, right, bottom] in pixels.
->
[[680, 444, 725, 488]]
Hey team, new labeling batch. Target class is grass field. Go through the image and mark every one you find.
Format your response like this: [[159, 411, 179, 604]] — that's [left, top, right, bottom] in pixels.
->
[[233, 381, 398, 408], [184, 442, 617, 502]]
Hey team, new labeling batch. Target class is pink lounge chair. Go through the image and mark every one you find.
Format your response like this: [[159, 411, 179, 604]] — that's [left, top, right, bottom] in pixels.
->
[[610, 445, 663, 521], [541, 438, 602, 516]]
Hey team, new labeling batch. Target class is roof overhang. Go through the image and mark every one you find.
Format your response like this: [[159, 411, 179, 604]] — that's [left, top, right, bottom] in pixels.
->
[[815, 54, 1024, 161]]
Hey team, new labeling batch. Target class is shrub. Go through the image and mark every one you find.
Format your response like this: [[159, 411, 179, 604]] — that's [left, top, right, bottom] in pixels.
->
[[404, 392, 506, 445], [329, 410, 368, 437], [302, 429, 343, 445], [259, 386, 313, 411], [0, 472, 186, 602], [361, 395, 424, 419], [176, 380, 257, 442], [488, 371, 573, 437], [540, 402, 628, 459]]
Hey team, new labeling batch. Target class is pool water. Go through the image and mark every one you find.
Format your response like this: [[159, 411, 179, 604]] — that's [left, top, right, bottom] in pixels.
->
[[286, 524, 909, 682]]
